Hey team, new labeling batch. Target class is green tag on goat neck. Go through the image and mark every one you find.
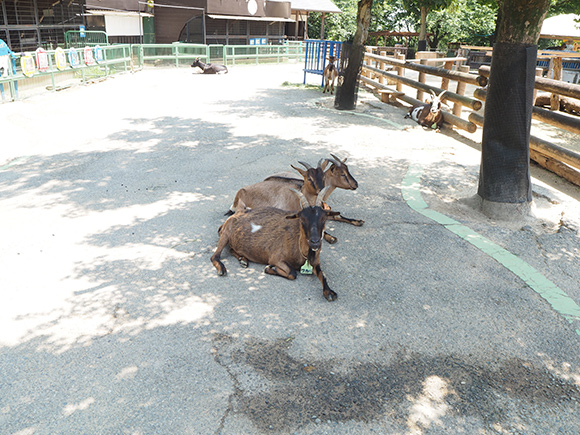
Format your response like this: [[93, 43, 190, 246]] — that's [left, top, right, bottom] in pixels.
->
[[300, 260, 313, 275]]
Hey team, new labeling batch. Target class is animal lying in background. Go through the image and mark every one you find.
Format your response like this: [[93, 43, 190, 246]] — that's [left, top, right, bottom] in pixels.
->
[[323, 56, 338, 94], [191, 58, 228, 74], [211, 187, 340, 301], [404, 90, 447, 131]]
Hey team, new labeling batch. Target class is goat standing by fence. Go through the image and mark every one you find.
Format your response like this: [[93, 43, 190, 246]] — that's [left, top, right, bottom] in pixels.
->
[[323, 56, 338, 94]]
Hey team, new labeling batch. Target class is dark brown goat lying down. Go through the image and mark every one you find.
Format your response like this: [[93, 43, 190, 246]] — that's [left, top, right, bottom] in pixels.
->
[[211, 187, 340, 301]]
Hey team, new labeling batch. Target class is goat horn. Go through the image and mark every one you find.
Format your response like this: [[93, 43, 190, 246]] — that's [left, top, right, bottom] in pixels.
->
[[329, 154, 343, 166], [438, 90, 447, 98], [290, 188, 310, 209], [316, 186, 330, 207], [298, 161, 312, 169], [317, 158, 325, 168], [326, 158, 341, 167]]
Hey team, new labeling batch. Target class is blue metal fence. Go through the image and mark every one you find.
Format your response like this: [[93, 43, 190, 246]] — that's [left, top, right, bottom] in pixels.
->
[[303, 40, 342, 86]]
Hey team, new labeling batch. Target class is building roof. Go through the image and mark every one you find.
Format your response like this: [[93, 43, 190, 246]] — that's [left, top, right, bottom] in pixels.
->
[[288, 0, 341, 14], [541, 14, 580, 40]]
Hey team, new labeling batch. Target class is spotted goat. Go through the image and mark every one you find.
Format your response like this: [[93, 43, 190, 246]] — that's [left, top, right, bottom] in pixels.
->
[[405, 90, 447, 131]]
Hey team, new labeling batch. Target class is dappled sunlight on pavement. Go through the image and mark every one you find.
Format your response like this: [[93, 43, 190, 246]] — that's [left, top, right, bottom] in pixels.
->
[[1, 64, 580, 434]]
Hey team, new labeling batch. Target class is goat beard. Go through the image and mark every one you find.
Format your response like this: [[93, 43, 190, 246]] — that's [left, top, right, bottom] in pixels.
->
[[307, 249, 317, 265]]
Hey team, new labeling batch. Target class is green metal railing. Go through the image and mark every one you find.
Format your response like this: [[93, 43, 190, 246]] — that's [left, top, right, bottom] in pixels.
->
[[224, 43, 304, 66], [137, 43, 210, 68], [65, 30, 109, 48], [136, 42, 304, 67], [1, 41, 304, 102]]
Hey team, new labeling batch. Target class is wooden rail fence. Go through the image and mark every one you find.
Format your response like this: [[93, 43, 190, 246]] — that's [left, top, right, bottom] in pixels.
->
[[359, 49, 580, 187]]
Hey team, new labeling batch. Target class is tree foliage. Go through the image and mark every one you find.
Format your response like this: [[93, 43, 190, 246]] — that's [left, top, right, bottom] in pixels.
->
[[427, 0, 497, 48], [307, 0, 580, 49]]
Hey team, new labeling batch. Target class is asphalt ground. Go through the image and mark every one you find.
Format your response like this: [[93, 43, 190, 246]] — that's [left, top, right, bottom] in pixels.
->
[[1, 62, 580, 434]]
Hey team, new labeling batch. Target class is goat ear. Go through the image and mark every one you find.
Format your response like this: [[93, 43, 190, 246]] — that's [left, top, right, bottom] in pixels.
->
[[285, 213, 299, 220], [320, 159, 330, 171], [291, 164, 306, 177], [238, 199, 247, 211]]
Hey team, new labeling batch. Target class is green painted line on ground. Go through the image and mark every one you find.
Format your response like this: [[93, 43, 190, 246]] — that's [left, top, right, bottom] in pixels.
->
[[0, 156, 28, 172], [402, 162, 580, 337]]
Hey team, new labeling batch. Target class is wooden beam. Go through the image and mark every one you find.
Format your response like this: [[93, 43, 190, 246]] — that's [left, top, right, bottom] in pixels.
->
[[479, 65, 580, 100]]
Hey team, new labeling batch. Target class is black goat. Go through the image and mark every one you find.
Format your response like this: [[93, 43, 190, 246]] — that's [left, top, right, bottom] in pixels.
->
[[191, 58, 228, 74]]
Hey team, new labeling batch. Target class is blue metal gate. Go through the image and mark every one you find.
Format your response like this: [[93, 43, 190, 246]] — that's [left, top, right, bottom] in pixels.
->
[[303, 40, 342, 86]]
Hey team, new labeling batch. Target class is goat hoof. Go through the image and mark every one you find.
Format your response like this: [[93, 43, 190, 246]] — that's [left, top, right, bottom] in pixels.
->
[[324, 234, 338, 244], [217, 267, 227, 276], [324, 290, 338, 302], [352, 219, 365, 227], [239, 259, 249, 268]]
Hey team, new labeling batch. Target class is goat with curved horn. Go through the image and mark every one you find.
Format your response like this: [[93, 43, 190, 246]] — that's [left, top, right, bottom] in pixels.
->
[[404, 90, 447, 132], [329, 153, 345, 166], [289, 188, 310, 209], [211, 186, 340, 301]]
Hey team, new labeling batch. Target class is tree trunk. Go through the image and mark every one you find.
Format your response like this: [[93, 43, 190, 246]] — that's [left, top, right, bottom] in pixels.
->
[[353, 0, 373, 46], [418, 7, 428, 51], [334, 0, 373, 110], [476, 0, 550, 219]]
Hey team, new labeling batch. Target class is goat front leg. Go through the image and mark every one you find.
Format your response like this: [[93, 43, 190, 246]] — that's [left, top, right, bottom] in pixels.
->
[[310, 255, 337, 302], [323, 230, 337, 244], [327, 213, 365, 226]]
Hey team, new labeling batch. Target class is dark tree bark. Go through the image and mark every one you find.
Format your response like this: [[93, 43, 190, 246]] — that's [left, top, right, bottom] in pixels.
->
[[477, 0, 550, 218], [334, 0, 372, 110]]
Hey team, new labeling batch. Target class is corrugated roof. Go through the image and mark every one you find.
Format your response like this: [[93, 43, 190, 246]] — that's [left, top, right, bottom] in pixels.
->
[[288, 0, 341, 14]]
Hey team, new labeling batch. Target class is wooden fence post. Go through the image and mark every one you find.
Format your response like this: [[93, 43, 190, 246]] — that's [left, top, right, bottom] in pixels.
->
[[551, 57, 563, 110], [379, 50, 386, 85], [533, 67, 543, 105], [364, 46, 373, 78], [452, 65, 470, 116], [440, 60, 454, 90], [395, 53, 405, 92], [417, 58, 428, 102]]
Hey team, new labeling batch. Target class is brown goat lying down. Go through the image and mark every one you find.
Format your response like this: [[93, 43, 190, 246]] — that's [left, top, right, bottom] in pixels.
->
[[211, 187, 340, 301], [227, 154, 364, 229]]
